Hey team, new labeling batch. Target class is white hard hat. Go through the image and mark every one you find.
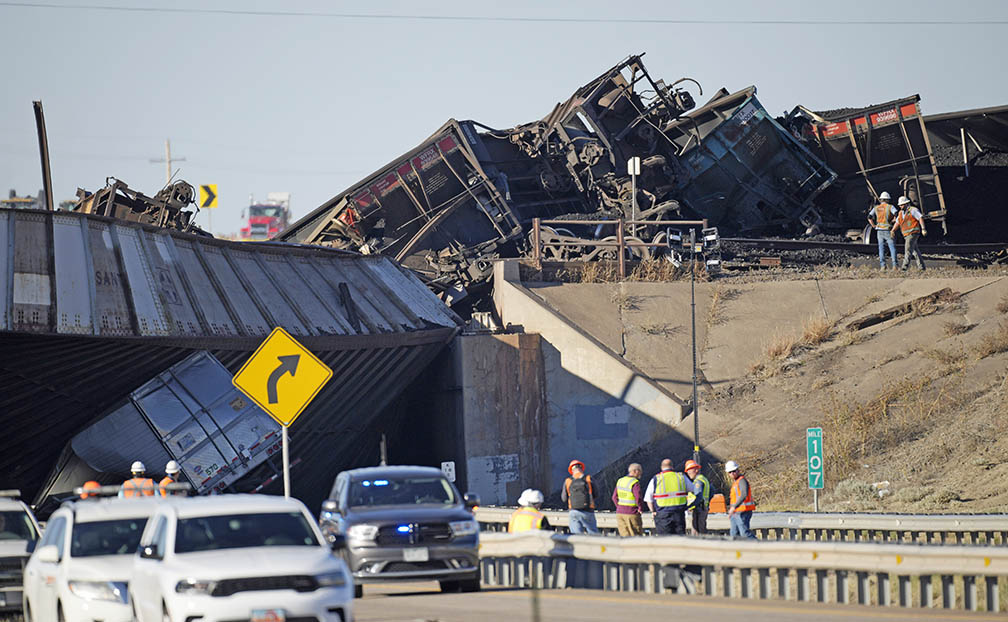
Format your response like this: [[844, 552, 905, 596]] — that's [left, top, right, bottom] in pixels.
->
[[130, 461, 146, 473], [879, 191, 891, 200], [518, 488, 544, 507], [165, 460, 180, 475], [898, 196, 911, 206], [725, 460, 740, 473]]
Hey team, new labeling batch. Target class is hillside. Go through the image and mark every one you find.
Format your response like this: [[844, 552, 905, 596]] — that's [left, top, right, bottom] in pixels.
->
[[524, 267, 1008, 513]]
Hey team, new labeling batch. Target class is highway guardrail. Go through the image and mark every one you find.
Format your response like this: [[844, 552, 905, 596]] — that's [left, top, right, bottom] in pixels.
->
[[475, 507, 1008, 545], [478, 530, 1008, 612]]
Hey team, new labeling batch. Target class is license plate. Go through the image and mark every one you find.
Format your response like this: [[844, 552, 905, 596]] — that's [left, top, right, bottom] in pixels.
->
[[251, 609, 285, 622], [403, 547, 429, 562]]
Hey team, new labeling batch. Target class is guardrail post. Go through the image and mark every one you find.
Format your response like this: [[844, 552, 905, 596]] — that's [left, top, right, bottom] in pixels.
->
[[941, 575, 955, 609], [721, 567, 734, 598], [985, 576, 999, 612], [532, 217, 541, 268], [740, 568, 753, 598], [815, 570, 828, 602], [877, 572, 891, 606], [703, 566, 715, 596], [778, 568, 791, 601], [796, 568, 810, 601], [920, 574, 933, 608], [856, 571, 870, 605], [898, 575, 912, 607], [758, 568, 771, 599], [836, 570, 849, 604], [964, 575, 977, 611], [616, 218, 626, 280]]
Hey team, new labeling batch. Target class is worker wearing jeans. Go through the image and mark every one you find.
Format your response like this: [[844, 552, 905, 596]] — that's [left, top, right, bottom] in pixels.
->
[[891, 196, 927, 270], [725, 460, 756, 539], [868, 193, 897, 269]]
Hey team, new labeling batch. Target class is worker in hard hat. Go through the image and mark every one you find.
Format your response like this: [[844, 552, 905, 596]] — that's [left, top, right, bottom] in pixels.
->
[[611, 462, 645, 536], [684, 460, 711, 535], [890, 196, 927, 270], [159, 460, 184, 496], [868, 191, 897, 270], [725, 460, 756, 539], [561, 459, 598, 534], [120, 461, 156, 498], [508, 489, 550, 532], [79, 480, 101, 500]]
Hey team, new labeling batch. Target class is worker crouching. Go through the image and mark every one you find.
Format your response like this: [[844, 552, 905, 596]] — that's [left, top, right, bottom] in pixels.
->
[[508, 489, 550, 533]]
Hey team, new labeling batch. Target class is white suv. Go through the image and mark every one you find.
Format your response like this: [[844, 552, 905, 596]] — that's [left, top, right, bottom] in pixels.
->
[[23, 496, 160, 622], [0, 491, 42, 617], [130, 494, 352, 622]]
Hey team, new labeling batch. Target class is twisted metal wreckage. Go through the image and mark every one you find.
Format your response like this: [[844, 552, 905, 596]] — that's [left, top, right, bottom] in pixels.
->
[[278, 54, 848, 303]]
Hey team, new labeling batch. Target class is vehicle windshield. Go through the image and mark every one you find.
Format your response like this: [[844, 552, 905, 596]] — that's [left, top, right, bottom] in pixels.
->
[[175, 512, 319, 554], [71, 518, 147, 557], [349, 476, 457, 508], [250, 206, 281, 218], [0, 510, 38, 541]]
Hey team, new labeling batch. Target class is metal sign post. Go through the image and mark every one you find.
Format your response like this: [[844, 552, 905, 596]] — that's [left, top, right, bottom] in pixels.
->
[[232, 327, 333, 500], [690, 228, 700, 464], [627, 157, 640, 237], [807, 427, 824, 512]]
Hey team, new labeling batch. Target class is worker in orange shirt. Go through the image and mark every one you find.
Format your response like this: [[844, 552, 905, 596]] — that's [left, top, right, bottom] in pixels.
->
[[120, 461, 155, 498], [159, 460, 185, 496]]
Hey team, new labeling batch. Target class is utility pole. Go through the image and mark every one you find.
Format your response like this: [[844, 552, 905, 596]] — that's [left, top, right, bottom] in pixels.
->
[[150, 139, 185, 185], [690, 228, 700, 464]]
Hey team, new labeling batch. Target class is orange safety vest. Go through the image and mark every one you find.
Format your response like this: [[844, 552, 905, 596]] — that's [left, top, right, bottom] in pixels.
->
[[730, 476, 756, 513], [122, 477, 155, 498], [873, 203, 893, 229], [564, 474, 595, 510], [159, 476, 181, 497], [897, 210, 922, 236], [508, 507, 546, 533]]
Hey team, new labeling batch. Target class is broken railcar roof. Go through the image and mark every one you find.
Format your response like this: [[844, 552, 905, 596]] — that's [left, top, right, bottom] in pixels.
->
[[811, 94, 922, 123], [0, 207, 461, 341]]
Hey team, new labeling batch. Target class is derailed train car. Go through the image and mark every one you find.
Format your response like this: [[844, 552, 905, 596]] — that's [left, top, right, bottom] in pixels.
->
[[281, 54, 839, 299]]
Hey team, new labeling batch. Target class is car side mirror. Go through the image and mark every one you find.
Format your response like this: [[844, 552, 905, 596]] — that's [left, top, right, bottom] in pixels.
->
[[463, 493, 480, 509], [140, 544, 161, 560], [327, 533, 346, 550], [25, 540, 36, 554], [36, 545, 59, 564]]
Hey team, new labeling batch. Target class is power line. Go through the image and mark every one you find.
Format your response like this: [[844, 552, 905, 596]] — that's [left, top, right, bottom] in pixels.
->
[[0, 2, 1006, 25]]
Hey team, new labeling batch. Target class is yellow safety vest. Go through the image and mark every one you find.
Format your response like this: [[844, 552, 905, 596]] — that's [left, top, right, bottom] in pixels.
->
[[615, 476, 639, 507], [687, 474, 711, 508], [654, 471, 688, 508], [508, 507, 546, 533]]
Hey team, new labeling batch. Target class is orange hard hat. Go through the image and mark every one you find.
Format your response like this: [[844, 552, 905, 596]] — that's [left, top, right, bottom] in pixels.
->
[[684, 460, 701, 472], [568, 459, 585, 474], [80, 480, 100, 499]]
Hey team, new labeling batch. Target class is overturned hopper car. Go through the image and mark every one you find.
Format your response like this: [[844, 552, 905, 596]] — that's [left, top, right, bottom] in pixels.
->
[[786, 96, 948, 235]]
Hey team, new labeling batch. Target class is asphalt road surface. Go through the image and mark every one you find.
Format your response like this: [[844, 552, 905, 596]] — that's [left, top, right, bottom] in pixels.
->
[[354, 582, 1004, 622]]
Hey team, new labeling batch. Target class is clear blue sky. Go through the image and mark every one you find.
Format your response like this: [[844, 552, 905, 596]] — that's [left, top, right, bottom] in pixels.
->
[[2, 0, 1006, 235]]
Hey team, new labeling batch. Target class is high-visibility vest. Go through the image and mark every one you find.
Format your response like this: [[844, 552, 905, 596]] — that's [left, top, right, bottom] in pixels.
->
[[159, 476, 182, 497], [653, 471, 688, 509], [565, 475, 595, 510], [873, 203, 893, 230], [122, 477, 155, 498], [687, 474, 711, 509], [897, 210, 922, 236], [615, 476, 639, 507], [730, 476, 756, 512], [508, 507, 546, 533]]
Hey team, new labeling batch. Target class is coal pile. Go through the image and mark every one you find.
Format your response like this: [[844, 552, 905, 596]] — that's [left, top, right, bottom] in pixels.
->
[[932, 145, 1008, 243]]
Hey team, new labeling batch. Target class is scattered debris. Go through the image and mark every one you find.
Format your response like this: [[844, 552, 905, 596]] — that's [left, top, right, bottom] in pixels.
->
[[846, 288, 959, 331], [72, 177, 208, 235]]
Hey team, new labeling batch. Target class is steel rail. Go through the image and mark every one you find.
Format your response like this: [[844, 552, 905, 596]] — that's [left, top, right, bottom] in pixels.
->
[[724, 238, 1008, 255]]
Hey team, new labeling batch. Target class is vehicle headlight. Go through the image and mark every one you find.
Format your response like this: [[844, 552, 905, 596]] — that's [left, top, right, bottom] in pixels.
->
[[175, 578, 217, 595], [315, 569, 348, 587], [346, 524, 378, 540], [449, 519, 479, 537], [68, 580, 128, 603]]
